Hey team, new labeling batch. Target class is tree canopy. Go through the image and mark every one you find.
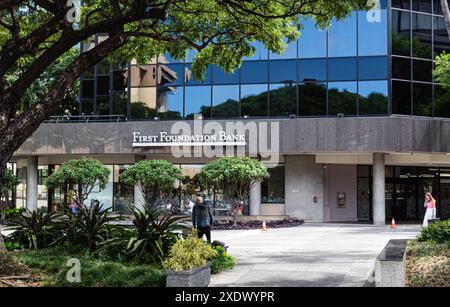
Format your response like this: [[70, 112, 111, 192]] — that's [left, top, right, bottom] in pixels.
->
[[46, 157, 110, 206]]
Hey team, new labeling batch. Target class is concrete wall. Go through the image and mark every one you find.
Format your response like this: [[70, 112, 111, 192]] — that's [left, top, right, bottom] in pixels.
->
[[326, 165, 358, 222], [14, 116, 450, 157], [285, 155, 324, 222]]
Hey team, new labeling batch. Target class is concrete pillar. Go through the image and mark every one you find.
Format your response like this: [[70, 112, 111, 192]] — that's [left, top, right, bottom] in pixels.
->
[[373, 153, 386, 225], [249, 181, 262, 216], [134, 185, 146, 210], [26, 156, 38, 212]]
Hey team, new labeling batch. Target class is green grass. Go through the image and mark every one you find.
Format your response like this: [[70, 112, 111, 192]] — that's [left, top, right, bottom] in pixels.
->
[[14, 246, 165, 287], [406, 240, 450, 287]]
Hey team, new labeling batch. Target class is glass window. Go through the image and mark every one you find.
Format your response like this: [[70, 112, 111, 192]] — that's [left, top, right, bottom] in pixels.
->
[[112, 92, 127, 115], [185, 86, 212, 118], [185, 49, 197, 63], [298, 82, 327, 116], [158, 63, 184, 86], [82, 67, 94, 78], [212, 65, 239, 85], [130, 87, 158, 119], [113, 70, 127, 91], [157, 86, 183, 118], [412, 13, 432, 59], [130, 65, 157, 87], [261, 166, 285, 204], [270, 39, 298, 59], [412, 0, 432, 13], [328, 12, 357, 57], [269, 84, 297, 116], [113, 165, 134, 214], [85, 165, 113, 211], [269, 60, 297, 83], [328, 82, 358, 116], [15, 167, 26, 209], [97, 75, 110, 95], [392, 56, 412, 80], [299, 18, 327, 58], [96, 59, 110, 75], [299, 59, 327, 82], [358, 81, 388, 115], [240, 84, 268, 117], [434, 17, 450, 56], [159, 52, 184, 64], [243, 41, 269, 61], [328, 58, 357, 81], [241, 61, 269, 84], [81, 99, 94, 115], [413, 59, 433, 82], [435, 85, 450, 117], [37, 166, 49, 210], [185, 64, 211, 85], [392, 0, 411, 9], [357, 177, 371, 221], [392, 80, 412, 115], [81, 79, 94, 98], [434, 0, 450, 15], [392, 10, 411, 56], [359, 57, 388, 80], [413, 82, 433, 116], [212, 85, 239, 118], [96, 96, 109, 115], [358, 9, 388, 56]]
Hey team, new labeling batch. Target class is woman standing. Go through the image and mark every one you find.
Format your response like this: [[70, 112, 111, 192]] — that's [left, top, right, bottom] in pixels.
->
[[422, 192, 437, 228]]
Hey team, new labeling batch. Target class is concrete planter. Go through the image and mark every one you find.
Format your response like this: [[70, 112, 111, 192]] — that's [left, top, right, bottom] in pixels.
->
[[166, 262, 211, 287]]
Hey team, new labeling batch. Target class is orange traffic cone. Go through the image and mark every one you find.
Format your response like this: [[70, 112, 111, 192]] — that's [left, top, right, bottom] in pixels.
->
[[390, 217, 397, 229], [261, 220, 267, 231]]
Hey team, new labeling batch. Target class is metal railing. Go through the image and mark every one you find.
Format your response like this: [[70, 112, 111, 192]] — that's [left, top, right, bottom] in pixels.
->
[[45, 114, 126, 123]]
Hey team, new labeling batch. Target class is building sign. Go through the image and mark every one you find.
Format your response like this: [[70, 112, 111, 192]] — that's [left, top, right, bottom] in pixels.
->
[[132, 131, 246, 147]]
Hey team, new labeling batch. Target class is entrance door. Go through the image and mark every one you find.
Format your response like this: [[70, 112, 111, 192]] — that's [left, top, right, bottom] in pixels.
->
[[393, 180, 417, 220]]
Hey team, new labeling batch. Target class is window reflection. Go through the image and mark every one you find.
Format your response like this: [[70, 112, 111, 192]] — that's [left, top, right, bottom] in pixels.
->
[[241, 61, 268, 84], [157, 86, 183, 118], [359, 57, 388, 80], [185, 86, 212, 118], [113, 70, 127, 91], [130, 87, 157, 119], [212, 65, 239, 85], [392, 80, 412, 115], [413, 59, 432, 82], [270, 39, 298, 59], [261, 166, 285, 203], [434, 85, 450, 117], [299, 18, 327, 58], [434, 17, 450, 55], [298, 82, 327, 116], [240, 84, 268, 117], [412, 13, 432, 59], [392, 56, 411, 80], [96, 96, 109, 115], [412, 0, 432, 13], [113, 165, 134, 215], [97, 76, 110, 95], [269, 84, 297, 116], [299, 59, 327, 82], [112, 92, 127, 115], [185, 64, 212, 85], [358, 9, 387, 56], [130, 65, 157, 87], [413, 82, 433, 116], [392, 10, 411, 56], [85, 165, 114, 210], [212, 85, 240, 118], [158, 64, 184, 86], [328, 58, 357, 81], [269, 60, 297, 83], [392, 0, 411, 10], [81, 99, 94, 115], [82, 80, 94, 98], [328, 12, 357, 57], [243, 41, 268, 61], [328, 82, 358, 116], [358, 81, 388, 115]]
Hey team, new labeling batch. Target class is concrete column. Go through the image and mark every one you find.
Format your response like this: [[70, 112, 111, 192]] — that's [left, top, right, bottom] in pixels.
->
[[373, 153, 386, 225], [26, 156, 38, 212], [134, 185, 146, 210], [249, 181, 262, 216]]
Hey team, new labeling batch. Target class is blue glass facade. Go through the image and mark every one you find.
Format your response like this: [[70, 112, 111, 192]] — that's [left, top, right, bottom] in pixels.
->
[[78, 0, 450, 120]]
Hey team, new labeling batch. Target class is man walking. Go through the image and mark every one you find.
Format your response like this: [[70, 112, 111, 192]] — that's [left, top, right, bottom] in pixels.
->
[[192, 196, 214, 243]]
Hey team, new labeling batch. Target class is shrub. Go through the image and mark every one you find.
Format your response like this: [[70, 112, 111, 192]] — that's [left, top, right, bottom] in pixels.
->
[[418, 220, 450, 244], [127, 206, 188, 264], [164, 236, 217, 272], [210, 246, 236, 274], [6, 210, 64, 250], [4, 207, 26, 220]]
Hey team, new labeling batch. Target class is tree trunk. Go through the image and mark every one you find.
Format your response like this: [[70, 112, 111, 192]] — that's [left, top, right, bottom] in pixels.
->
[[0, 233, 6, 253], [441, 0, 450, 41]]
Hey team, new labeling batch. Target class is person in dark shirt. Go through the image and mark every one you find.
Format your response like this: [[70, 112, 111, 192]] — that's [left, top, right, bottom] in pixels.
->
[[192, 196, 213, 243]]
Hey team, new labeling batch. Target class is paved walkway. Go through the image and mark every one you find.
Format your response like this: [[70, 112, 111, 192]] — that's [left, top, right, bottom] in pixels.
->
[[209, 223, 420, 287]]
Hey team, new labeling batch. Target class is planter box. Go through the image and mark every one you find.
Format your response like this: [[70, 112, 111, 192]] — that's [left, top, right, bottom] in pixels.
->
[[166, 262, 211, 287]]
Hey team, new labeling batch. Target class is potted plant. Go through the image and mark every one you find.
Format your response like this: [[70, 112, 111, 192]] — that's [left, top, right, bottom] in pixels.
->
[[164, 236, 217, 287]]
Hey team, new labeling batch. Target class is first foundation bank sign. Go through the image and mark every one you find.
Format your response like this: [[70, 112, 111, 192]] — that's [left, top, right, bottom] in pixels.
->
[[132, 131, 246, 147]]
